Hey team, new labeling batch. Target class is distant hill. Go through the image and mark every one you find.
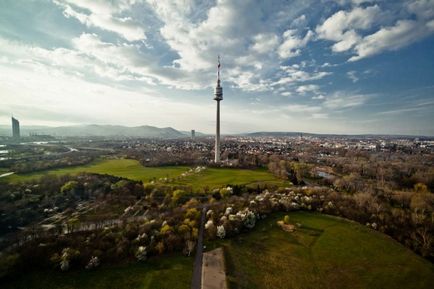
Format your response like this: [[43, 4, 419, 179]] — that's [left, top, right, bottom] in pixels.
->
[[243, 131, 430, 139], [0, 124, 189, 139], [0, 125, 429, 139]]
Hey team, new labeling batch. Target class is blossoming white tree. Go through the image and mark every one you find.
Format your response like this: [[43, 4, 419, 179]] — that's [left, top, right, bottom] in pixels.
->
[[135, 246, 147, 261], [217, 225, 226, 239]]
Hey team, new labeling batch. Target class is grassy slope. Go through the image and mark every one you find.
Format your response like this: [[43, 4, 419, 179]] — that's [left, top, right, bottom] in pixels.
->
[[3, 159, 287, 189], [3, 159, 189, 183], [213, 212, 434, 289], [1, 255, 193, 289]]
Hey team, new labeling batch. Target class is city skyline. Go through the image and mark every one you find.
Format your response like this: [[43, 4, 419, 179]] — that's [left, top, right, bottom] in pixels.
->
[[1, 1, 434, 136]]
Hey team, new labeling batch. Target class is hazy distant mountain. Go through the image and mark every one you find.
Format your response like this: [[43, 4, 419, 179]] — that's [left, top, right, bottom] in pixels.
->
[[0, 124, 188, 139], [244, 131, 428, 139], [0, 125, 427, 139]]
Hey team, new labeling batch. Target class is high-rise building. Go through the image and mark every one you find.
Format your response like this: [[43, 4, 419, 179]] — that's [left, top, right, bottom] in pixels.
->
[[191, 129, 195, 139], [214, 56, 223, 163], [11, 117, 20, 138]]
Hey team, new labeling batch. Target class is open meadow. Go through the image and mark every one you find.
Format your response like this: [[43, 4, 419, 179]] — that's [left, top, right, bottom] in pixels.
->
[[1, 158, 188, 183], [2, 158, 288, 189], [211, 211, 434, 289]]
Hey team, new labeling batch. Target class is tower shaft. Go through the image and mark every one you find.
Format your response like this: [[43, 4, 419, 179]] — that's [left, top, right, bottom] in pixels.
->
[[215, 100, 221, 163]]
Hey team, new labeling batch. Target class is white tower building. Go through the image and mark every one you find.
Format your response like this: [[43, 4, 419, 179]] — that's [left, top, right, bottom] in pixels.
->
[[214, 56, 223, 163]]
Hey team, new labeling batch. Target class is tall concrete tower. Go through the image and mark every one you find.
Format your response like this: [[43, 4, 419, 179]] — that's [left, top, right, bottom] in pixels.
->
[[11, 117, 20, 138], [214, 56, 223, 163]]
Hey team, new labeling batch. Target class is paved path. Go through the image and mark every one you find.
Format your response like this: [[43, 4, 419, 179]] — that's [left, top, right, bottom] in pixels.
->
[[0, 172, 14, 178], [201, 248, 227, 289], [191, 206, 206, 289]]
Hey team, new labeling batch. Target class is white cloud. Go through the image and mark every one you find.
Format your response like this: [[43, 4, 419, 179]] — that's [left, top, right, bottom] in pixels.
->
[[251, 33, 279, 54], [284, 104, 321, 113], [349, 19, 434, 61], [312, 94, 325, 100], [296, 84, 320, 94], [333, 0, 378, 6], [407, 0, 434, 20], [323, 93, 369, 109], [318, 1, 434, 61], [145, 0, 319, 92], [273, 65, 331, 86], [55, 0, 146, 41], [291, 14, 307, 28], [278, 29, 313, 58], [0, 34, 210, 90], [316, 5, 381, 52], [347, 71, 359, 82]]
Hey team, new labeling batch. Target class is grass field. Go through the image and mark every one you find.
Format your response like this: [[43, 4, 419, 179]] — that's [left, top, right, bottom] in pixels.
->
[[2, 158, 288, 189], [1, 255, 193, 289], [2, 159, 189, 183], [174, 167, 289, 190], [211, 212, 434, 289]]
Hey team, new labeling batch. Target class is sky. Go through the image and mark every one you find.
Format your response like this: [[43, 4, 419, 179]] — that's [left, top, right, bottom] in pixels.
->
[[0, 0, 434, 135]]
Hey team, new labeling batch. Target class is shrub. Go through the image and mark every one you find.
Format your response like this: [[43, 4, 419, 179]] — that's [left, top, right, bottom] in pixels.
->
[[155, 241, 165, 255], [185, 208, 200, 220], [220, 187, 233, 198], [0, 253, 19, 278], [172, 189, 187, 204], [160, 224, 173, 235], [60, 181, 78, 194]]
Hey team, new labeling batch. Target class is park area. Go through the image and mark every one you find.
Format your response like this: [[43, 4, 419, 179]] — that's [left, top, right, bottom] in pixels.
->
[[1, 160, 433, 289], [1, 158, 288, 189], [210, 211, 434, 289], [2, 255, 193, 289], [3, 212, 433, 289]]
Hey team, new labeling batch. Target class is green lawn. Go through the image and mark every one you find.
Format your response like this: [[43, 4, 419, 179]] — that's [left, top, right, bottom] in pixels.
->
[[1, 255, 193, 289], [211, 212, 434, 289], [2, 159, 288, 190], [175, 167, 289, 190], [2, 159, 189, 183]]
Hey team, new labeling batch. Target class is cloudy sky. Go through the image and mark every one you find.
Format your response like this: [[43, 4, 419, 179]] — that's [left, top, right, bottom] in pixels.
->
[[1, 0, 434, 135]]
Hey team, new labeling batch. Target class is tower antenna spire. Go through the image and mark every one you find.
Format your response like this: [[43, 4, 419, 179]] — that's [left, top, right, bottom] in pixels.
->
[[217, 55, 221, 81]]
